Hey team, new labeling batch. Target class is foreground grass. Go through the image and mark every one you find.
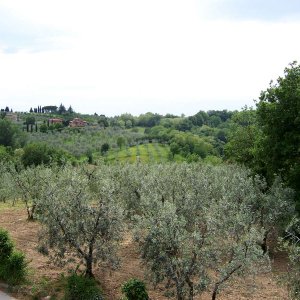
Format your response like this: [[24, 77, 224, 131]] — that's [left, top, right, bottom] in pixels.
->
[[0, 201, 24, 212]]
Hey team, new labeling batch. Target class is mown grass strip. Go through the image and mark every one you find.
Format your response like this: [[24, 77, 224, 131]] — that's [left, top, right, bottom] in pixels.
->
[[103, 143, 172, 164], [148, 143, 161, 162]]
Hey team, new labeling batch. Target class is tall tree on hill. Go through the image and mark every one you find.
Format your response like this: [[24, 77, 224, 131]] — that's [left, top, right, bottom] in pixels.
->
[[58, 103, 66, 115], [43, 106, 57, 113], [67, 105, 74, 114], [25, 116, 35, 132]]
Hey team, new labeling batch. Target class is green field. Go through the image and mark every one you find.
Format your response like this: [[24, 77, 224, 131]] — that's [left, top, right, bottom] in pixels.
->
[[105, 142, 172, 163]]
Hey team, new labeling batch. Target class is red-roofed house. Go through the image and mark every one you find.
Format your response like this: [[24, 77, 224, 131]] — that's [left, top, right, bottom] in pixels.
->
[[69, 118, 87, 127]]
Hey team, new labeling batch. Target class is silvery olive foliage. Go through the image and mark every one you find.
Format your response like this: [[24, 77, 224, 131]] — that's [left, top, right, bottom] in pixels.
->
[[132, 163, 294, 300], [36, 165, 124, 277], [0, 162, 16, 203], [116, 163, 149, 219], [281, 218, 300, 299], [3, 163, 53, 220], [0, 161, 295, 297]]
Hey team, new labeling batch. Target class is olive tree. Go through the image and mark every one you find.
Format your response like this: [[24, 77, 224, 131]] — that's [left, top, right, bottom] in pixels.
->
[[134, 163, 212, 300], [7, 164, 52, 220], [205, 170, 268, 300], [116, 163, 149, 218], [37, 165, 124, 277], [135, 201, 210, 300], [0, 163, 14, 203]]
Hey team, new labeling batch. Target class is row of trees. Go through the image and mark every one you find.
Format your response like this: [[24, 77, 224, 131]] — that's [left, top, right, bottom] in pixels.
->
[[1, 106, 13, 112], [102, 110, 232, 131], [29, 104, 74, 115], [0, 162, 294, 299]]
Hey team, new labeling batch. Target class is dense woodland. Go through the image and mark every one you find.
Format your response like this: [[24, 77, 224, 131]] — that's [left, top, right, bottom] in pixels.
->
[[0, 62, 300, 299]]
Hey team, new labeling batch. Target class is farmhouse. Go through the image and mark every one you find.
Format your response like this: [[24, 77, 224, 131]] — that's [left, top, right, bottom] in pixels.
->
[[5, 113, 18, 122], [69, 117, 87, 127], [48, 118, 63, 124]]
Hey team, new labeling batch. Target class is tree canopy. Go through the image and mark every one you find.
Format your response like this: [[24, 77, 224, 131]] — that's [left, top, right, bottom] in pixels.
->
[[256, 61, 300, 205], [0, 119, 25, 148]]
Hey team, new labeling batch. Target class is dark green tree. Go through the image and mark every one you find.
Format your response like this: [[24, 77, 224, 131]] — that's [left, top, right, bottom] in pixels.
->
[[39, 124, 48, 133], [224, 108, 262, 171], [256, 61, 300, 206], [101, 143, 110, 155], [98, 115, 109, 128], [0, 111, 6, 119], [0, 119, 25, 148], [42, 106, 58, 113], [25, 116, 35, 125], [21, 143, 52, 167], [58, 103, 67, 115], [21, 143, 72, 167], [188, 110, 209, 126], [137, 112, 162, 127], [67, 105, 74, 114]]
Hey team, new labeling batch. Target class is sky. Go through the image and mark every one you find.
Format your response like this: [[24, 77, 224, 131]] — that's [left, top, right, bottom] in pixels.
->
[[1, 0, 300, 116]]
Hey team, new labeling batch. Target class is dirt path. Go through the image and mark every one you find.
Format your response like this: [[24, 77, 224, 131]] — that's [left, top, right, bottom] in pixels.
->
[[0, 290, 17, 300], [0, 207, 290, 299]]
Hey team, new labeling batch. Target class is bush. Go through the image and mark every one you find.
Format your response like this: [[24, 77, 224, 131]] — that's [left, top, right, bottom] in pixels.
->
[[121, 278, 149, 300], [65, 273, 104, 300], [0, 229, 27, 285], [1, 251, 28, 285], [22, 143, 52, 166], [22, 143, 73, 167], [101, 143, 110, 155], [0, 228, 13, 261]]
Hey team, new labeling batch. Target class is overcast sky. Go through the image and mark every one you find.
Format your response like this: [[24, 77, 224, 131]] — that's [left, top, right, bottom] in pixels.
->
[[1, 0, 300, 116]]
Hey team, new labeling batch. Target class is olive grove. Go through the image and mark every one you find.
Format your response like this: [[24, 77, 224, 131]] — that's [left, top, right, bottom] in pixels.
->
[[0, 162, 295, 299], [132, 164, 293, 300]]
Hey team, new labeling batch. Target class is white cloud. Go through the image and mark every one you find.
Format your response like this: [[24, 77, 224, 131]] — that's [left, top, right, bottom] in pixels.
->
[[0, 0, 300, 115]]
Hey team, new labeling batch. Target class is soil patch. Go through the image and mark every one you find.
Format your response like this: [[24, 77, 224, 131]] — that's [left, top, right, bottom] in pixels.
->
[[0, 207, 289, 299]]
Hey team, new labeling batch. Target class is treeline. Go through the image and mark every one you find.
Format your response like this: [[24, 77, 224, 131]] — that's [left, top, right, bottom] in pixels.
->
[[28, 103, 74, 114], [1, 62, 300, 208]]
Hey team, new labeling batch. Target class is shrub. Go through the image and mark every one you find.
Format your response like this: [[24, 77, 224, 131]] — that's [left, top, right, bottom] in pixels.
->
[[1, 251, 28, 285], [65, 273, 104, 300], [22, 143, 52, 166], [0, 228, 13, 261], [101, 143, 110, 155], [85, 149, 94, 164], [121, 278, 149, 300], [0, 229, 27, 285]]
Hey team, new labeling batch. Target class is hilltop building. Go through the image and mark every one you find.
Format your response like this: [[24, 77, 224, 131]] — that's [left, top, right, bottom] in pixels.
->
[[69, 118, 87, 127], [48, 118, 63, 124]]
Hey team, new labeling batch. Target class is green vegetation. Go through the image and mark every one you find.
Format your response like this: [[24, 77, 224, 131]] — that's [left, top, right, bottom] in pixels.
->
[[1, 62, 300, 298], [65, 273, 103, 300], [121, 278, 149, 300], [0, 162, 294, 299], [256, 62, 300, 205], [0, 228, 28, 285], [105, 143, 172, 163]]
